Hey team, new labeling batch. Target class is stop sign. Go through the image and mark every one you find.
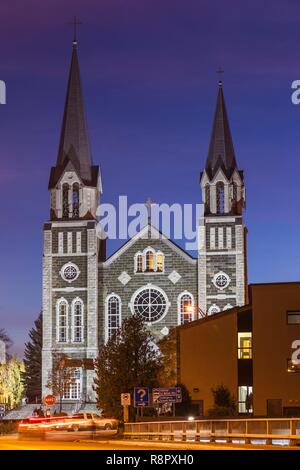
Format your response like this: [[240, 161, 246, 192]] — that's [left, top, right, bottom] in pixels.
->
[[43, 394, 56, 406]]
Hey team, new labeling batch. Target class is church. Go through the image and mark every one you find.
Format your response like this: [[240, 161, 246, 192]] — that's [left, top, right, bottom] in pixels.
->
[[41, 39, 247, 406]]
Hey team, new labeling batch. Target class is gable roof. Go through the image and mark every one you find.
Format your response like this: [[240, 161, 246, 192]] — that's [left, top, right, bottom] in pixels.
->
[[102, 223, 196, 266]]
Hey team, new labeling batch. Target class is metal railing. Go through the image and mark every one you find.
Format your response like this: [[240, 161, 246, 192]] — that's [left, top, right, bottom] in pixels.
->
[[124, 418, 300, 446]]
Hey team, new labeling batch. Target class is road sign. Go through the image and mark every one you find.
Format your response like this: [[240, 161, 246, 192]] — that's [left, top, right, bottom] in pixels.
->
[[152, 387, 182, 404], [43, 394, 56, 406], [134, 387, 150, 407], [121, 393, 131, 406]]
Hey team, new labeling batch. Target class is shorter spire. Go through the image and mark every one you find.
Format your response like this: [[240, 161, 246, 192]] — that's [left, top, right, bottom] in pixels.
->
[[205, 82, 237, 179]]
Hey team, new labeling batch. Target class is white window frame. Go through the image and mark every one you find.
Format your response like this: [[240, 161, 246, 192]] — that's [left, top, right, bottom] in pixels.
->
[[71, 297, 84, 343], [62, 367, 82, 400], [208, 304, 221, 316], [105, 293, 122, 343], [56, 298, 69, 343], [134, 247, 165, 274], [129, 283, 170, 324], [60, 262, 80, 283], [177, 292, 194, 325], [212, 271, 230, 290]]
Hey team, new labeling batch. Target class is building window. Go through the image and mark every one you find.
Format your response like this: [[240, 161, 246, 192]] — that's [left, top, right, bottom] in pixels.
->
[[238, 332, 252, 359], [57, 299, 68, 343], [72, 299, 83, 343], [178, 292, 194, 325], [62, 183, 69, 218], [287, 311, 300, 324], [208, 304, 220, 315], [60, 262, 80, 283], [136, 254, 143, 273], [145, 250, 155, 272], [132, 285, 169, 323], [134, 249, 164, 274], [63, 368, 81, 400], [72, 183, 79, 218], [216, 182, 225, 214], [232, 182, 238, 202], [205, 184, 210, 212], [212, 271, 230, 290], [238, 386, 253, 413], [106, 295, 121, 342]]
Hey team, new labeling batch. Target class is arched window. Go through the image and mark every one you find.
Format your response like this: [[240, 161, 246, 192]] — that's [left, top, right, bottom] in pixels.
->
[[156, 253, 164, 272], [62, 184, 69, 218], [145, 250, 154, 272], [232, 182, 238, 202], [72, 183, 79, 218], [205, 184, 210, 212], [216, 182, 225, 214], [106, 295, 121, 342], [72, 299, 83, 343], [178, 293, 194, 325], [57, 299, 68, 343], [208, 304, 221, 316], [136, 254, 143, 273]]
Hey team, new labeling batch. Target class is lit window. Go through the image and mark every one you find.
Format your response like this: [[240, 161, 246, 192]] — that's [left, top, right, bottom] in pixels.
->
[[287, 311, 300, 324], [106, 295, 121, 341], [238, 332, 252, 359], [216, 182, 225, 214], [145, 251, 154, 272], [63, 368, 81, 400], [238, 386, 253, 413], [72, 299, 83, 343], [135, 249, 164, 273], [156, 253, 164, 272], [136, 254, 143, 273], [57, 300, 68, 343], [179, 293, 194, 324]]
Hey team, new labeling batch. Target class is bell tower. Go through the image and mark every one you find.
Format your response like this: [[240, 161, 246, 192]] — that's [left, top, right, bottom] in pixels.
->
[[42, 38, 102, 404], [198, 81, 247, 315]]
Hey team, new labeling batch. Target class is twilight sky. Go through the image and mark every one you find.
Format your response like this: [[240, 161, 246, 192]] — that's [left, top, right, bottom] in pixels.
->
[[1, 0, 300, 356]]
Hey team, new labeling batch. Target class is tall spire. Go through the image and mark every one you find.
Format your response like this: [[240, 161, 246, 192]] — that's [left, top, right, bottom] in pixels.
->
[[55, 41, 93, 183], [205, 81, 237, 179]]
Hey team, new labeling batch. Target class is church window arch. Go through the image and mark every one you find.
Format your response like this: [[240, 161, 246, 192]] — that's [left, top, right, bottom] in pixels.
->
[[56, 298, 68, 343], [72, 298, 84, 343], [216, 182, 225, 214], [105, 294, 121, 343], [178, 292, 194, 325], [62, 183, 69, 218], [72, 183, 80, 218]]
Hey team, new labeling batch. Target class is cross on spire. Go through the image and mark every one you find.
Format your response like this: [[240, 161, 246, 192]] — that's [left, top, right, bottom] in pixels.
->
[[145, 197, 155, 221], [216, 67, 224, 86], [70, 16, 82, 45]]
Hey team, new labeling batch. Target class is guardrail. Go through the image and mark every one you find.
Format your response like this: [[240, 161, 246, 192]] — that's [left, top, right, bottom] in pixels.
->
[[124, 418, 300, 446]]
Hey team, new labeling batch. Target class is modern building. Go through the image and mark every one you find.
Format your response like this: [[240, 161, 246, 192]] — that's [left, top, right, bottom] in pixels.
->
[[177, 282, 300, 417], [41, 38, 248, 405]]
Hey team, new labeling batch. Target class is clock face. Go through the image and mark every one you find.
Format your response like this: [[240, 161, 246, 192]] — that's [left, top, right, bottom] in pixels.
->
[[61, 263, 79, 283]]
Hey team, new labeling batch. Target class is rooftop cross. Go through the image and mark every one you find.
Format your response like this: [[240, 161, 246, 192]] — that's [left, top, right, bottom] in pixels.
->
[[216, 67, 224, 86], [69, 16, 82, 45], [145, 197, 155, 221]]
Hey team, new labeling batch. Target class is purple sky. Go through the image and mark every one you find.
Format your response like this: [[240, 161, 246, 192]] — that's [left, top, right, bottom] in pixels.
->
[[1, 0, 300, 356]]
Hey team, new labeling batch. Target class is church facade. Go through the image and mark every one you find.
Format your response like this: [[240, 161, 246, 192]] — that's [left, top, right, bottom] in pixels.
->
[[41, 40, 247, 405]]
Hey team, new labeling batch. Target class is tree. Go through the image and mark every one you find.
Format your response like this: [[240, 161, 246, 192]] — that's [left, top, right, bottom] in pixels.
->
[[23, 313, 42, 403], [0, 357, 25, 410], [0, 328, 12, 360], [157, 328, 177, 387], [208, 384, 237, 417], [94, 316, 162, 419], [46, 353, 76, 413]]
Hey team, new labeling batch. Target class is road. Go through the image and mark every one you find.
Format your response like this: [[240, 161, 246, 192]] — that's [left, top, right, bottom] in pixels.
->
[[0, 434, 298, 450]]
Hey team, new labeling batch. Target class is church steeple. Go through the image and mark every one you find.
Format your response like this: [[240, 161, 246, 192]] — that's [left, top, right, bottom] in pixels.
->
[[205, 81, 238, 180], [48, 40, 101, 220], [55, 42, 92, 183]]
